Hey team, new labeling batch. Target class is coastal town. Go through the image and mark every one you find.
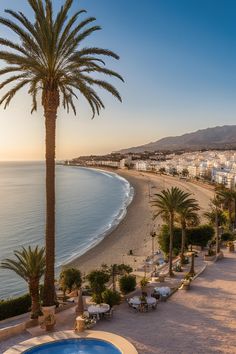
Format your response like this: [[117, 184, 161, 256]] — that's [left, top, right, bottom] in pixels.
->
[[68, 150, 236, 189]]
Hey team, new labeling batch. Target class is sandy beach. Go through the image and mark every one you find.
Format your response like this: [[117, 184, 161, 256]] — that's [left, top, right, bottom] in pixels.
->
[[66, 169, 214, 274]]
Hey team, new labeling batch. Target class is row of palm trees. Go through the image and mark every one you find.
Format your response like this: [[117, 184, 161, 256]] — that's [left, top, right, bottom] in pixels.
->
[[152, 187, 200, 276], [152, 184, 235, 277]]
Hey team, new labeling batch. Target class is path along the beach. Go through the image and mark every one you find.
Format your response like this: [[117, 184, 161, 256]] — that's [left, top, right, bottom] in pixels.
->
[[2, 251, 236, 354]]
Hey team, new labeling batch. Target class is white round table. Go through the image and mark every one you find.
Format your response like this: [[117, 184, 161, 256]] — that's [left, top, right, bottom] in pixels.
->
[[154, 286, 171, 296], [88, 304, 110, 319], [129, 296, 157, 306]]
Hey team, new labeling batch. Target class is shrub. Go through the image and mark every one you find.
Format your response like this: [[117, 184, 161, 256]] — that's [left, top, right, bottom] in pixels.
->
[[119, 275, 136, 294], [207, 249, 216, 256], [221, 232, 234, 242], [158, 224, 214, 255], [0, 294, 31, 321], [87, 270, 110, 304], [102, 289, 121, 307], [59, 268, 82, 293], [158, 225, 182, 254], [140, 277, 148, 289], [188, 225, 214, 248]]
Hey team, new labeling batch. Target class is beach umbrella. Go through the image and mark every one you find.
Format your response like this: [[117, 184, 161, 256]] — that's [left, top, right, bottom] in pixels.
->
[[76, 288, 84, 315]]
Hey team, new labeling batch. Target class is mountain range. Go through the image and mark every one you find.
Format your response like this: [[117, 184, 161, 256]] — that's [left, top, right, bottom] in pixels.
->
[[118, 125, 236, 153]]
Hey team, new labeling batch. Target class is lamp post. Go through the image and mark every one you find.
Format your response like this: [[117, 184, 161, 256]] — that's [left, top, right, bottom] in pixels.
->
[[150, 230, 156, 261], [186, 251, 195, 277]]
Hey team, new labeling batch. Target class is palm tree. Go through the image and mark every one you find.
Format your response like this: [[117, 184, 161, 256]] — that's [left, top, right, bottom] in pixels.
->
[[0, 246, 45, 319], [0, 0, 123, 307], [216, 188, 234, 230], [178, 204, 200, 265], [152, 187, 196, 276], [204, 196, 227, 253]]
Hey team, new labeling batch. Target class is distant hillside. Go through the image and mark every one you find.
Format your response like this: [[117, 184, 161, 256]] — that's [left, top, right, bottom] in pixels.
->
[[118, 125, 236, 153]]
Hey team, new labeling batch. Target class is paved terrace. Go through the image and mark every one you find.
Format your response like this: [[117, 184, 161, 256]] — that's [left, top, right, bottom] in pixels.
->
[[1, 252, 236, 354]]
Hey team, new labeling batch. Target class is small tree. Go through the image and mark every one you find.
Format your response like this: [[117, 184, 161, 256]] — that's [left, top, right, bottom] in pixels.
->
[[119, 275, 136, 294], [0, 246, 45, 319], [87, 270, 110, 304], [101, 263, 132, 291], [59, 268, 82, 299], [102, 289, 121, 307], [204, 196, 227, 253], [159, 167, 166, 175], [158, 225, 182, 255], [182, 168, 189, 177]]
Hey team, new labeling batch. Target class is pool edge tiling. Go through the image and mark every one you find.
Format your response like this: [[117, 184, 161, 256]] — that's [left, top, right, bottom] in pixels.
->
[[3, 330, 138, 354]]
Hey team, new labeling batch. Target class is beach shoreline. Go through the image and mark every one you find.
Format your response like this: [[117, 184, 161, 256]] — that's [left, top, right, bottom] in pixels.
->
[[65, 169, 154, 274]]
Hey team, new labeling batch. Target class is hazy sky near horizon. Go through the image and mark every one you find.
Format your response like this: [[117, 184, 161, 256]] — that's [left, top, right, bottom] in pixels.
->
[[0, 0, 235, 160]]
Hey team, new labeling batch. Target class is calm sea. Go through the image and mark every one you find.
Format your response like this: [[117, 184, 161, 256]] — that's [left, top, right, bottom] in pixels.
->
[[0, 162, 133, 299]]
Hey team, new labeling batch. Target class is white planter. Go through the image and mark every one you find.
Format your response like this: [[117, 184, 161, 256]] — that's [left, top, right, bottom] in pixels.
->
[[41, 305, 56, 331], [75, 316, 85, 332]]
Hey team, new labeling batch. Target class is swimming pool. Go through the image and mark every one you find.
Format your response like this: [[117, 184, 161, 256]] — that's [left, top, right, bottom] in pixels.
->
[[23, 338, 122, 354]]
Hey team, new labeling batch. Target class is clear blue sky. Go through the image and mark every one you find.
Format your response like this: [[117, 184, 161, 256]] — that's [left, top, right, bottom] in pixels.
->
[[0, 0, 235, 160]]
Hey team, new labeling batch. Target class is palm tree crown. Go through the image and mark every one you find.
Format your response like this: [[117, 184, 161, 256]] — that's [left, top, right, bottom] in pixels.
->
[[0, 0, 123, 115], [152, 187, 196, 219], [1, 246, 45, 318], [0, 246, 45, 281]]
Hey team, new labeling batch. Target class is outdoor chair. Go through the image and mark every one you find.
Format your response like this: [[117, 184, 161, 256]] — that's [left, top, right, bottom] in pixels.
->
[[104, 308, 113, 319], [126, 298, 133, 307], [132, 304, 140, 312], [151, 301, 157, 310], [160, 294, 168, 302], [137, 301, 148, 313]]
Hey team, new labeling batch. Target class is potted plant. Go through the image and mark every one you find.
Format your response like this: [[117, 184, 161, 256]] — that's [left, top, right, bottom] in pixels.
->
[[173, 262, 182, 272], [179, 274, 191, 290], [140, 277, 149, 292], [227, 241, 235, 252], [40, 311, 56, 331], [204, 248, 216, 261]]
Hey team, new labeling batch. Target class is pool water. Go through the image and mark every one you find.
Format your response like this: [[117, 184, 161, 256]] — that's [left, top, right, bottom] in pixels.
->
[[24, 338, 122, 354]]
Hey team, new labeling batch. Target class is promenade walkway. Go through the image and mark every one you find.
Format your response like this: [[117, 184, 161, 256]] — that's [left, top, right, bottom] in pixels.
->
[[96, 252, 236, 354], [1, 252, 236, 354]]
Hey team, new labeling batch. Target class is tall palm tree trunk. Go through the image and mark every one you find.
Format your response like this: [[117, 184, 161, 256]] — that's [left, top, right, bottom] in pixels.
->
[[180, 222, 186, 266], [234, 198, 236, 230], [228, 205, 233, 231], [43, 90, 59, 307], [215, 211, 220, 254], [169, 213, 174, 277], [29, 278, 40, 319]]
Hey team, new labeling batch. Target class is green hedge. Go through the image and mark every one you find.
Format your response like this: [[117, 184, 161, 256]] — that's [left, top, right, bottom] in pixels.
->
[[158, 224, 214, 254], [0, 294, 31, 321]]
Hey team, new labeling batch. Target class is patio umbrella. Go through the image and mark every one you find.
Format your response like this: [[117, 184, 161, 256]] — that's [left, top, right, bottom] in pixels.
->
[[76, 288, 84, 315]]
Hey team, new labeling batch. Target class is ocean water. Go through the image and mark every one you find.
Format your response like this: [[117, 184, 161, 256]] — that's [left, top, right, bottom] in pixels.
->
[[0, 162, 133, 299]]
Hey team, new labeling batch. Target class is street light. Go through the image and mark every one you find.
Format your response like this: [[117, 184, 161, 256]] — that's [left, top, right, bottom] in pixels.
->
[[150, 230, 156, 260], [186, 251, 195, 277]]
